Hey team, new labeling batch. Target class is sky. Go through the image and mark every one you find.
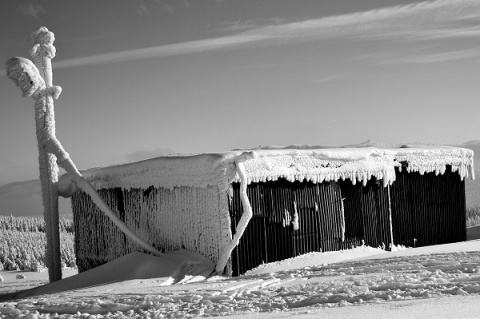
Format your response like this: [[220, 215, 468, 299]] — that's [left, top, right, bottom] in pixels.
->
[[0, 0, 479, 186]]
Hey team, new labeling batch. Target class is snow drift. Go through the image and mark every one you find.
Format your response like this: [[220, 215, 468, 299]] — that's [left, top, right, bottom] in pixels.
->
[[2, 250, 214, 301]]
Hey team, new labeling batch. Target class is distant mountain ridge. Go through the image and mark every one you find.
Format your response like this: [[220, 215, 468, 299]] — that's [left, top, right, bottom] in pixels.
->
[[462, 140, 480, 146], [0, 179, 72, 217], [0, 141, 479, 217]]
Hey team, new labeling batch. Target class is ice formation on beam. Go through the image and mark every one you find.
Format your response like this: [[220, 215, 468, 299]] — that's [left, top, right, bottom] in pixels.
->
[[215, 154, 254, 274], [71, 144, 474, 193]]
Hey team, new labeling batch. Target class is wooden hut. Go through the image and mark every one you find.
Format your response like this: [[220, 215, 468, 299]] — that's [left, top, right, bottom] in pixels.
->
[[66, 144, 474, 275]]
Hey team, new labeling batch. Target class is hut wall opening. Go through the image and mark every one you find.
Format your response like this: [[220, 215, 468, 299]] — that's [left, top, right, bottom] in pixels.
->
[[229, 165, 467, 276], [390, 165, 466, 248], [229, 179, 345, 276]]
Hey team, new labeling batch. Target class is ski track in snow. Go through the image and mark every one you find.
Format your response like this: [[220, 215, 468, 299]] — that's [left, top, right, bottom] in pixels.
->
[[0, 251, 479, 318]]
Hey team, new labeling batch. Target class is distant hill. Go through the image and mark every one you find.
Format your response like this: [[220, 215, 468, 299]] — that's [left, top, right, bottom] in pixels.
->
[[0, 179, 72, 217], [0, 142, 479, 217]]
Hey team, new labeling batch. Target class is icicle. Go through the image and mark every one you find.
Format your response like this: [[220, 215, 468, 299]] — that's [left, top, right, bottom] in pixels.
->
[[362, 178, 368, 187], [387, 185, 394, 249], [215, 153, 255, 274], [292, 201, 299, 231], [340, 197, 345, 242], [282, 209, 291, 227]]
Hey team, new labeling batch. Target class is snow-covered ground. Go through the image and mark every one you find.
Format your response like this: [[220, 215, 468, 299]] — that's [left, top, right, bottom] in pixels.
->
[[0, 226, 479, 318]]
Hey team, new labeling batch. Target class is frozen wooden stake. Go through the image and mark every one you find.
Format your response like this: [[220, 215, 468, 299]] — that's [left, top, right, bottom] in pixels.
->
[[6, 27, 62, 282], [6, 27, 163, 282]]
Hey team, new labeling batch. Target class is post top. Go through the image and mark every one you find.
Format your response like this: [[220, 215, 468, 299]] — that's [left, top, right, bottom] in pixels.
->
[[31, 27, 55, 45]]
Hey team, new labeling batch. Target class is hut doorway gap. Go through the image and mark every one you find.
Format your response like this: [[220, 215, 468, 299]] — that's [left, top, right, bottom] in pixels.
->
[[228, 164, 466, 276]]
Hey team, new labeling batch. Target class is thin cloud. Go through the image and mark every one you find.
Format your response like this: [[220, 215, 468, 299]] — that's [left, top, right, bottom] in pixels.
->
[[0, 35, 263, 76], [7, 0, 479, 71], [416, 26, 480, 40], [160, 4, 174, 14], [52, 34, 267, 70], [128, 0, 176, 16], [230, 0, 480, 42], [134, 4, 149, 16], [221, 20, 261, 32], [20, 4, 47, 22], [314, 75, 343, 84], [220, 18, 284, 33], [388, 48, 480, 64]]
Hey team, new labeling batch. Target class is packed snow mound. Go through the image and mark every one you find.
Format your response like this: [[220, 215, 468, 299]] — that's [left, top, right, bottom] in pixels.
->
[[59, 143, 474, 193], [244, 246, 394, 276], [3, 250, 214, 300]]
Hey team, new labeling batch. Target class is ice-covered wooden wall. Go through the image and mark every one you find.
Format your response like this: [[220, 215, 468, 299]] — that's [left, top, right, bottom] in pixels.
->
[[72, 185, 230, 272], [229, 166, 467, 276]]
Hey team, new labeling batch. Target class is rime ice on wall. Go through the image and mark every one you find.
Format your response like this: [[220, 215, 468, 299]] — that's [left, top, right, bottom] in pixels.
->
[[69, 144, 474, 273], [72, 186, 229, 272]]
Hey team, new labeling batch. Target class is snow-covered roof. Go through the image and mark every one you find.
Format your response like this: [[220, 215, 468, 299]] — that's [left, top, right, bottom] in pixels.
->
[[72, 144, 474, 191]]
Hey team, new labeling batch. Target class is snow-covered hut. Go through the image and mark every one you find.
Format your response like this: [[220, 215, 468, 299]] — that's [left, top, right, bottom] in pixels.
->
[[69, 144, 474, 275]]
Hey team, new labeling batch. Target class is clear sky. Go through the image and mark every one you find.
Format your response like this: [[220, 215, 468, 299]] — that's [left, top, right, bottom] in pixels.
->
[[0, 0, 479, 186]]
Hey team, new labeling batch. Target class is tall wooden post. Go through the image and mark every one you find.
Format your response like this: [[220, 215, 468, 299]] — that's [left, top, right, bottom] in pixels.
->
[[30, 27, 62, 282], [6, 28, 165, 282], [5, 27, 62, 282], [31, 27, 62, 282]]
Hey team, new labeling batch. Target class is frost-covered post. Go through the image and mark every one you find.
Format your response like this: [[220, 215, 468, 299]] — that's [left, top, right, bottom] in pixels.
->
[[30, 28, 63, 282], [6, 27, 63, 282], [6, 29, 163, 271]]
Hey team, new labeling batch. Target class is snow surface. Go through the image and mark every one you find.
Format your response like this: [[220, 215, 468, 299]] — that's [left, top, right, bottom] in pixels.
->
[[0, 226, 478, 318]]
